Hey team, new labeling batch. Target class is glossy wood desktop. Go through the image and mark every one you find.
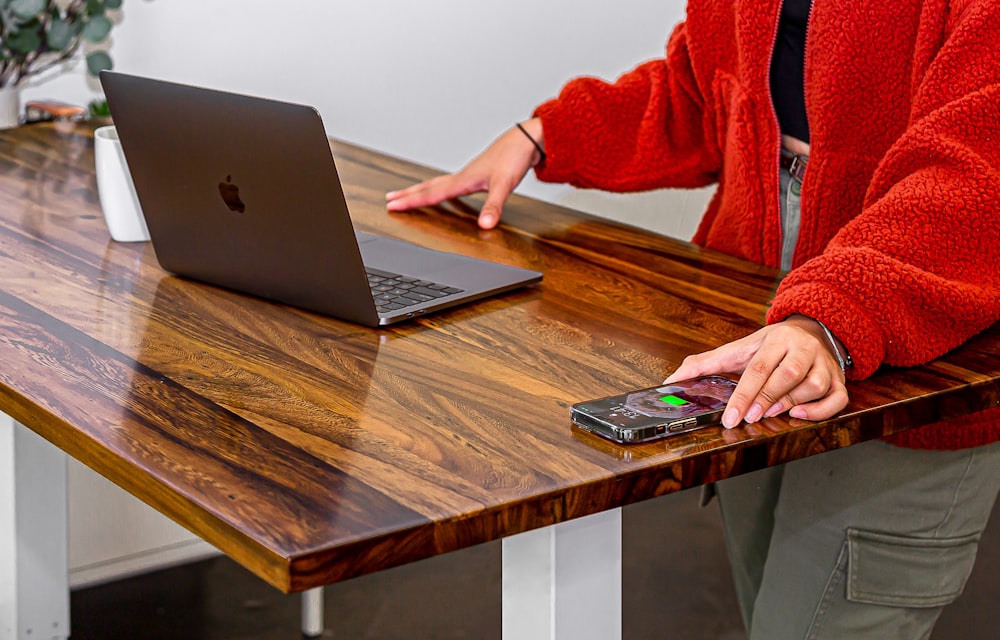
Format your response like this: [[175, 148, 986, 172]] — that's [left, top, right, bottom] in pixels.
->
[[0, 121, 998, 595]]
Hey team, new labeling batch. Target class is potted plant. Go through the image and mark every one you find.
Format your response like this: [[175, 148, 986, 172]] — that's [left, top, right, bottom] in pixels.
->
[[0, 0, 122, 127]]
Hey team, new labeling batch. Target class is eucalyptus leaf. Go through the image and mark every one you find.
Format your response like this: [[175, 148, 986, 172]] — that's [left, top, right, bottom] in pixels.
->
[[47, 18, 73, 50], [81, 14, 112, 42], [9, 16, 43, 38], [85, 50, 111, 75], [7, 27, 41, 53], [2, 0, 124, 81], [10, 0, 45, 21]]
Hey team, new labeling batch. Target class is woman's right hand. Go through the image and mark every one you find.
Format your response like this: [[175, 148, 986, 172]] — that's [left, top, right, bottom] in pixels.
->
[[385, 118, 544, 230]]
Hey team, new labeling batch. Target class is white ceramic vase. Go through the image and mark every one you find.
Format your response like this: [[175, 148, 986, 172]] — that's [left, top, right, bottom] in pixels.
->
[[94, 125, 150, 242], [0, 86, 20, 129]]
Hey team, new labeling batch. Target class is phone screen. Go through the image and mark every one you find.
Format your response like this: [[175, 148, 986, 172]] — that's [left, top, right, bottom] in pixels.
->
[[571, 375, 737, 443]]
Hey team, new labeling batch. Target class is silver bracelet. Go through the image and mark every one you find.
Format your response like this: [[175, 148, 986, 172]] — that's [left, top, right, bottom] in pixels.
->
[[816, 319, 852, 376]]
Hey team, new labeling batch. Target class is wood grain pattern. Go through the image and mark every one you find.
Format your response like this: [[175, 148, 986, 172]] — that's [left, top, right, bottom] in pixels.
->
[[0, 122, 998, 592]]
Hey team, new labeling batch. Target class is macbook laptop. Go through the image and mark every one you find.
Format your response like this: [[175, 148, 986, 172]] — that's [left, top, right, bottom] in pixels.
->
[[99, 71, 542, 327]]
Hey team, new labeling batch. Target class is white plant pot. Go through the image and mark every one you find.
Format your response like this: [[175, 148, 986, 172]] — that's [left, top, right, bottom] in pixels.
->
[[0, 86, 20, 129]]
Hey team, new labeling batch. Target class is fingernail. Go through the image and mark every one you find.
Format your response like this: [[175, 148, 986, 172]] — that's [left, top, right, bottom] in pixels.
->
[[385, 191, 397, 199], [480, 214, 496, 228], [745, 403, 763, 423], [764, 402, 784, 418], [722, 408, 740, 429], [789, 407, 807, 419]]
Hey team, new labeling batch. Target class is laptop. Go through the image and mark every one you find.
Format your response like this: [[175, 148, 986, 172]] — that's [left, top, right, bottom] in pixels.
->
[[99, 71, 542, 327]]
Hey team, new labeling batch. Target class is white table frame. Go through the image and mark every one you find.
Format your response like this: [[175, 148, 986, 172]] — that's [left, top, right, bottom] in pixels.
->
[[502, 508, 622, 640], [1, 414, 69, 640]]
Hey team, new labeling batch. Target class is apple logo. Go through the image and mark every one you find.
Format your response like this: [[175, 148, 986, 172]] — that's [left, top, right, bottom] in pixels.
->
[[218, 175, 246, 213]]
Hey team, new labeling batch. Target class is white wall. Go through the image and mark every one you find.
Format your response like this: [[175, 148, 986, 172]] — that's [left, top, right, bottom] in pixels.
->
[[24, 0, 711, 240], [21, 1, 716, 583]]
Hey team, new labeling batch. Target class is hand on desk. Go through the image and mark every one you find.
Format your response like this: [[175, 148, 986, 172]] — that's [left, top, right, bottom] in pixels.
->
[[386, 121, 849, 428], [665, 315, 849, 428], [385, 118, 544, 230]]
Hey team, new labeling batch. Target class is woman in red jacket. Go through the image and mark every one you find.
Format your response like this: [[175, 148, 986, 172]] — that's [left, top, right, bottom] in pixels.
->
[[387, 1, 1000, 637]]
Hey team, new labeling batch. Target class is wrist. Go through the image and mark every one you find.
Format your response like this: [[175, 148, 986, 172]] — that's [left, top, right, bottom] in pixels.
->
[[817, 319, 853, 376], [787, 314, 852, 376], [515, 118, 545, 166]]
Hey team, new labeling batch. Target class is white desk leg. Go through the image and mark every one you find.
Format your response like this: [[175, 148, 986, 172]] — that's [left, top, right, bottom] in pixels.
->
[[502, 508, 622, 640], [0, 414, 70, 640], [301, 587, 324, 637]]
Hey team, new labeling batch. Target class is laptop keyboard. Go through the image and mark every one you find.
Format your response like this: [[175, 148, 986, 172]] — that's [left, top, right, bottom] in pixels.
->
[[366, 268, 465, 313]]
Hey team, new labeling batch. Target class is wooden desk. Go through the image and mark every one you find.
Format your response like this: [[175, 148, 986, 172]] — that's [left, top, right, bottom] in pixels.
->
[[1, 122, 998, 639]]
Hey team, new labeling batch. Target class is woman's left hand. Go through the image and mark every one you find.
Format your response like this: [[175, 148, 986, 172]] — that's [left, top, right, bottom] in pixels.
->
[[664, 315, 849, 428]]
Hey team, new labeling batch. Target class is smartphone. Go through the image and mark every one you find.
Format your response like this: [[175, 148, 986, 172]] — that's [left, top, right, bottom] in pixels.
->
[[570, 375, 738, 444]]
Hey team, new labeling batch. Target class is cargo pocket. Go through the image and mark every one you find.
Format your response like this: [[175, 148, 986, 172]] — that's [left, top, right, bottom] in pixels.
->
[[846, 528, 981, 608]]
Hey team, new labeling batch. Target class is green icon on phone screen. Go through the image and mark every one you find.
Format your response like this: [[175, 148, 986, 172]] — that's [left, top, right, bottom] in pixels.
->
[[660, 394, 689, 406]]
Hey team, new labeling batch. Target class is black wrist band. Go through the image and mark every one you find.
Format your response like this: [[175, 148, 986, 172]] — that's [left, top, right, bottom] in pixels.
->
[[515, 122, 546, 163]]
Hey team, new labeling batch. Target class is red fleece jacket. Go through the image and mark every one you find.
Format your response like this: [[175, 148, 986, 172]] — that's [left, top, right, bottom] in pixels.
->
[[533, 0, 1000, 449]]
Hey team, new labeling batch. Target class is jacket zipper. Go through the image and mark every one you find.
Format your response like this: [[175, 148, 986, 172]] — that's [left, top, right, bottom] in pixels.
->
[[768, 0, 815, 270], [767, 1, 785, 268], [798, 0, 815, 266]]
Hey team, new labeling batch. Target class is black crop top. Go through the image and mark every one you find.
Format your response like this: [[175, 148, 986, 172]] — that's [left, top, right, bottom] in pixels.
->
[[770, 0, 812, 143]]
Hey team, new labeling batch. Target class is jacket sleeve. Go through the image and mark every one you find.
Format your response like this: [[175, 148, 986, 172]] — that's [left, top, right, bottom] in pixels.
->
[[532, 21, 722, 192], [767, 2, 1000, 380]]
